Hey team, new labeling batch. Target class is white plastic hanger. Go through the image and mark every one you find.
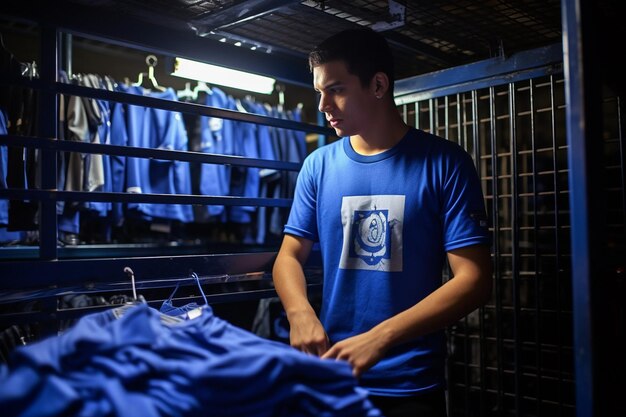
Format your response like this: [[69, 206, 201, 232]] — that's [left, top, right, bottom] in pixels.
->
[[133, 54, 166, 92]]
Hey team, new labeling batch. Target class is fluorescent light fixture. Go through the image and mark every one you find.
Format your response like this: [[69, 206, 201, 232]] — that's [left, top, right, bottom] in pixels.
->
[[172, 57, 276, 95]]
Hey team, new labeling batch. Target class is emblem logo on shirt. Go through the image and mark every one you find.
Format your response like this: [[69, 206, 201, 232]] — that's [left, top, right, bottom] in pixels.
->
[[350, 209, 391, 265], [339, 195, 404, 272]]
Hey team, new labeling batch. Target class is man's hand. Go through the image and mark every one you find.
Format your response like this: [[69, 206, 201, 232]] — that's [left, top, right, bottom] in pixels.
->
[[273, 234, 328, 354], [321, 328, 389, 378], [288, 309, 330, 356]]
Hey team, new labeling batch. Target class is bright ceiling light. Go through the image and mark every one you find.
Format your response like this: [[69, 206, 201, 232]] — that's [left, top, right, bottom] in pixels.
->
[[172, 57, 276, 95]]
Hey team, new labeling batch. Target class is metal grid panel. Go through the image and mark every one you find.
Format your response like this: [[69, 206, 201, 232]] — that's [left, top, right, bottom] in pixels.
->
[[36, 0, 564, 79], [404, 0, 561, 52], [58, 0, 561, 79], [68, 0, 235, 22], [213, 0, 563, 78], [225, 5, 349, 55], [401, 75, 580, 416]]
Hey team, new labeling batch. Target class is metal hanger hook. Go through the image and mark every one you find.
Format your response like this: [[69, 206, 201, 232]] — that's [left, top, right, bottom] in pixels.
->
[[146, 54, 158, 67], [123, 267, 138, 300]]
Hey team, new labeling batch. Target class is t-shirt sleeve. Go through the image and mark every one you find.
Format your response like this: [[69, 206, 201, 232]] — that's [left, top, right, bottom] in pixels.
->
[[283, 155, 319, 242], [441, 147, 491, 251]]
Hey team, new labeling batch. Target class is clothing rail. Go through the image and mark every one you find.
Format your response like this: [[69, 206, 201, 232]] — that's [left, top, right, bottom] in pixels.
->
[[0, 251, 323, 331], [0, 16, 328, 339], [0, 21, 333, 261], [1, 76, 334, 136]]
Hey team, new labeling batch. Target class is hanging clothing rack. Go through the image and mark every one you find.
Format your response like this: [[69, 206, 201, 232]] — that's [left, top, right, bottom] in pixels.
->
[[0, 15, 332, 334]]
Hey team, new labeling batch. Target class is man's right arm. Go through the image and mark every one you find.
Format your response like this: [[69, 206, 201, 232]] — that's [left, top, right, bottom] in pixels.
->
[[272, 234, 329, 356]]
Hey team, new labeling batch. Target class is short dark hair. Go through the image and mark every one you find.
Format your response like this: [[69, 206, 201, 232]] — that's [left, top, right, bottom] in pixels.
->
[[308, 27, 395, 92]]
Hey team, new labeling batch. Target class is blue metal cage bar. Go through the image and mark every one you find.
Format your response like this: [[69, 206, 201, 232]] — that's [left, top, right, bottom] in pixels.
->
[[0, 77, 335, 136], [0, 135, 302, 171], [37, 25, 59, 260]]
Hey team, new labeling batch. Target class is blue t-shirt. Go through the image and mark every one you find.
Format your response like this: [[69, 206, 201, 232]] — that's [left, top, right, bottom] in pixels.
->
[[284, 128, 490, 395], [120, 85, 193, 223], [198, 87, 233, 218]]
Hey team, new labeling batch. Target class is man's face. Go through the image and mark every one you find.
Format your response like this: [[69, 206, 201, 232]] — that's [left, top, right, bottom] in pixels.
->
[[313, 60, 377, 137]]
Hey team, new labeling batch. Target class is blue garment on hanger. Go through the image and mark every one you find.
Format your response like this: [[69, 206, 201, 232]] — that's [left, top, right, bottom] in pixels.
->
[[84, 75, 113, 218], [0, 303, 381, 417], [198, 87, 233, 218], [1, 109, 9, 223], [119, 85, 193, 223], [54, 71, 75, 238], [109, 95, 128, 227], [241, 100, 280, 244], [288, 106, 308, 163], [242, 99, 277, 162], [0, 110, 24, 242], [227, 96, 260, 224]]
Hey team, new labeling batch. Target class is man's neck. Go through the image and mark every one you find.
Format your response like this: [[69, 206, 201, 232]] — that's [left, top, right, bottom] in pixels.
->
[[350, 112, 410, 156]]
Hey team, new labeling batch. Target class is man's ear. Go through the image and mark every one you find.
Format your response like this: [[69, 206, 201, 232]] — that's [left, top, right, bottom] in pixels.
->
[[371, 72, 390, 98]]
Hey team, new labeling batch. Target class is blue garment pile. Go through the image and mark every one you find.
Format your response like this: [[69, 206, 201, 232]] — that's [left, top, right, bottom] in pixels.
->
[[0, 303, 382, 417]]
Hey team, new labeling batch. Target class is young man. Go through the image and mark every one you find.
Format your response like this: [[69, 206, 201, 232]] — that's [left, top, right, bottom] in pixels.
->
[[272, 28, 492, 417]]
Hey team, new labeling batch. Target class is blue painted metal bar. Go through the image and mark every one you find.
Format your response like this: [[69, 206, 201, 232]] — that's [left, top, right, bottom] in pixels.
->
[[395, 43, 563, 103], [0, 251, 275, 290], [0, 242, 272, 261], [0, 251, 323, 291], [57, 82, 333, 134], [37, 24, 59, 261], [0, 77, 333, 136], [0, 135, 301, 171], [0, 189, 293, 208], [562, 0, 605, 414], [190, 0, 300, 32], [0, 283, 324, 327], [61, 32, 72, 78]]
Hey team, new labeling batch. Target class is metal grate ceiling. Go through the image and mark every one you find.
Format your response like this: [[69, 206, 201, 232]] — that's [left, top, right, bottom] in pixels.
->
[[58, 0, 564, 79]]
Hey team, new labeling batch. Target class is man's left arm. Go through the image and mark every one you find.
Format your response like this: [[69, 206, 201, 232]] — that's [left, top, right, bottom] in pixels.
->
[[322, 244, 492, 377]]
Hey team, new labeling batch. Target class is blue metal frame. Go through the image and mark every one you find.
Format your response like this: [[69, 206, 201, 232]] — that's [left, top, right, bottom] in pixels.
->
[[37, 25, 59, 260], [0, 77, 334, 136], [562, 0, 607, 415], [394, 43, 563, 105], [0, 12, 334, 265], [0, 250, 323, 328], [189, 0, 301, 33], [0, 252, 277, 291], [0, 135, 301, 171], [0, 189, 293, 208], [0, 16, 331, 313]]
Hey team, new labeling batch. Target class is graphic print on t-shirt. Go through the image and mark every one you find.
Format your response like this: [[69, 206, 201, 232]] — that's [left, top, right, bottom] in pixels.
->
[[339, 195, 404, 271]]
